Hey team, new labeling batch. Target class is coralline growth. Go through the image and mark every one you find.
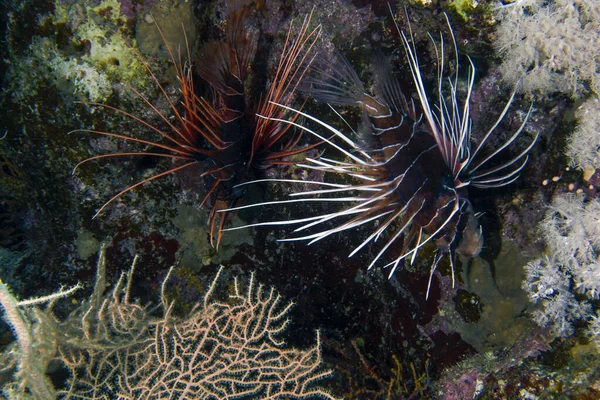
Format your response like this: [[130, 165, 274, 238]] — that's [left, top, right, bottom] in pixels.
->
[[565, 96, 600, 179], [495, 0, 600, 98], [0, 248, 337, 399], [522, 193, 600, 342]]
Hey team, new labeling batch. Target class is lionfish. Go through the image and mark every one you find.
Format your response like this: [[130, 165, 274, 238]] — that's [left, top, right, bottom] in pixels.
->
[[224, 13, 537, 298], [71, 2, 320, 247]]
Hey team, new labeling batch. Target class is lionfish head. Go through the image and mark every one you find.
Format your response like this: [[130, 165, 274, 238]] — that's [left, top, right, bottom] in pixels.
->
[[455, 204, 483, 258]]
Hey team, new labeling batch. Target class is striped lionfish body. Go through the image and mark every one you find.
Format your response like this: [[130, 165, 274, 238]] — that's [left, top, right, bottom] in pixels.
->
[[225, 15, 537, 297]]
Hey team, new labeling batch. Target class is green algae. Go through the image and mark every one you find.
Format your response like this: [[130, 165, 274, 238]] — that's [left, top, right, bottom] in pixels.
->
[[52, 0, 147, 96], [448, 0, 478, 21], [11, 0, 197, 104], [75, 228, 100, 260], [459, 240, 534, 352], [174, 204, 254, 270], [135, 0, 197, 59]]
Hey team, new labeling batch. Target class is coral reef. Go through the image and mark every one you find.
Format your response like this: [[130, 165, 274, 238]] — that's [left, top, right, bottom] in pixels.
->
[[588, 311, 600, 349], [437, 328, 552, 399], [2, 0, 600, 398], [495, 0, 600, 98], [522, 193, 600, 341], [8, 0, 155, 104], [437, 326, 600, 398], [566, 95, 600, 177], [0, 0, 191, 282], [135, 0, 197, 58]]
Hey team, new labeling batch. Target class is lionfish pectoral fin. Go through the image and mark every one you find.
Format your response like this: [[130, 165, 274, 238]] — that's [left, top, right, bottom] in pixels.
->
[[210, 199, 235, 249], [225, 0, 257, 83], [370, 199, 426, 272], [251, 12, 321, 167], [426, 250, 445, 300], [466, 103, 536, 188], [258, 105, 366, 164], [91, 161, 199, 219], [449, 247, 457, 289], [200, 177, 222, 208], [409, 227, 423, 266]]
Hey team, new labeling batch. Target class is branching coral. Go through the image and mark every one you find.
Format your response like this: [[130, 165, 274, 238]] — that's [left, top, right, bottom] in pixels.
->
[[522, 256, 591, 337], [565, 95, 600, 176], [495, 0, 600, 98], [0, 279, 81, 399], [0, 247, 338, 399], [522, 194, 600, 340]]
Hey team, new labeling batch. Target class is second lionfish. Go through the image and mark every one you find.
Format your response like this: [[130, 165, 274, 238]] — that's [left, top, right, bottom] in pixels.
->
[[71, 2, 320, 248], [226, 14, 537, 298]]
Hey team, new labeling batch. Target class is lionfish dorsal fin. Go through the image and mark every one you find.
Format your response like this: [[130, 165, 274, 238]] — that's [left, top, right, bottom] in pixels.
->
[[225, 0, 257, 80], [303, 52, 365, 106], [195, 1, 257, 100], [373, 53, 413, 119]]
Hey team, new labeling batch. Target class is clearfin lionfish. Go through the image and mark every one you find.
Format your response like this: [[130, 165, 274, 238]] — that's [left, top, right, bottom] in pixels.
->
[[224, 13, 537, 298], [71, 1, 320, 248]]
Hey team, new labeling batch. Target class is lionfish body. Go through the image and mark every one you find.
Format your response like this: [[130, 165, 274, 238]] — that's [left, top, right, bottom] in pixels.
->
[[71, 2, 320, 247], [307, 57, 486, 284], [226, 15, 536, 297]]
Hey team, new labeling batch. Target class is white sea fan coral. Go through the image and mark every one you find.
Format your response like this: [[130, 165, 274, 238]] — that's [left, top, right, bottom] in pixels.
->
[[522, 256, 568, 303], [522, 194, 600, 337], [533, 291, 590, 337], [523, 257, 591, 336], [541, 194, 600, 298], [495, 0, 600, 97], [575, 262, 600, 299], [565, 96, 600, 173], [540, 194, 600, 296]]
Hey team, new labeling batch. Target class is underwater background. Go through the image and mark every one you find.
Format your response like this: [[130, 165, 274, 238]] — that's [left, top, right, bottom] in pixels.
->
[[0, 0, 599, 398]]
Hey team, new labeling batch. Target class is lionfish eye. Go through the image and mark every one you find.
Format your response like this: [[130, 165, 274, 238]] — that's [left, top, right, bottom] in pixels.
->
[[231, 186, 246, 200]]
